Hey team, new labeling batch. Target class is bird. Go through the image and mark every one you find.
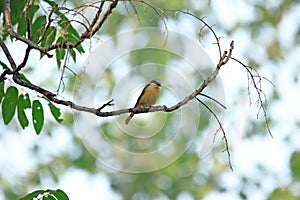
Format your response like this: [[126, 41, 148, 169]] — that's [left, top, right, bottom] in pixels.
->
[[125, 79, 161, 125]]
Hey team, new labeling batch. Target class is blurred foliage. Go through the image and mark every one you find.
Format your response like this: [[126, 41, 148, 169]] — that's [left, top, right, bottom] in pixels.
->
[[290, 151, 300, 180], [0, 0, 300, 199], [110, 153, 204, 199], [268, 188, 298, 200], [20, 189, 69, 200]]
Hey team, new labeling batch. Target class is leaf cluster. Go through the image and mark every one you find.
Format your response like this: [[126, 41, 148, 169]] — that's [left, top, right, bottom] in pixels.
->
[[20, 189, 69, 200], [0, 82, 62, 134]]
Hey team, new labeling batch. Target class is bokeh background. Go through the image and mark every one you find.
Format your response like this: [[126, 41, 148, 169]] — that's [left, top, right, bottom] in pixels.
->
[[1, 0, 300, 199]]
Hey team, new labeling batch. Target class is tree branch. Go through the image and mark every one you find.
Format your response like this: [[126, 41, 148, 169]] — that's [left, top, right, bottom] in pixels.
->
[[3, 0, 118, 57], [229, 56, 274, 138], [196, 97, 232, 171], [4, 0, 53, 57], [44, 0, 119, 51], [8, 39, 234, 118], [0, 39, 17, 70]]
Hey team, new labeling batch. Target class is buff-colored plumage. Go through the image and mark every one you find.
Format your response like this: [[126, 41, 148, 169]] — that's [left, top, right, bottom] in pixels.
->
[[125, 79, 161, 125]]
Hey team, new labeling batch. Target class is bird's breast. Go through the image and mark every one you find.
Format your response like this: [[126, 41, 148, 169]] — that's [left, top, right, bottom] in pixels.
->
[[137, 84, 160, 107]]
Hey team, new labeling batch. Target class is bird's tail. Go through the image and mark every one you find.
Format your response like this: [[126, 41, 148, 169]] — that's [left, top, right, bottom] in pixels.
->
[[125, 113, 134, 125]]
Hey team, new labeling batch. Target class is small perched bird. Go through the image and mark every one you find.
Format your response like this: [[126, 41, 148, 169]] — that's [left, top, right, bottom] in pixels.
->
[[125, 79, 161, 125]]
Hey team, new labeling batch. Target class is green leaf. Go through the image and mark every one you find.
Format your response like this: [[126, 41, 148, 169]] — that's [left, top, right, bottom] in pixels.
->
[[290, 151, 300, 180], [41, 26, 57, 47], [64, 23, 80, 40], [55, 47, 66, 69], [20, 189, 69, 200], [0, 1, 4, 13], [52, 189, 69, 200], [55, 36, 65, 66], [68, 24, 80, 39], [75, 43, 85, 54], [0, 60, 9, 70], [58, 18, 80, 40], [69, 49, 76, 62], [0, 81, 4, 103], [10, 0, 26, 26], [32, 16, 46, 43], [28, 5, 39, 22], [19, 190, 45, 200], [48, 102, 63, 123], [2, 86, 18, 125], [32, 100, 44, 134], [44, 0, 57, 7], [17, 17, 27, 37], [43, 196, 56, 200], [17, 94, 31, 129]]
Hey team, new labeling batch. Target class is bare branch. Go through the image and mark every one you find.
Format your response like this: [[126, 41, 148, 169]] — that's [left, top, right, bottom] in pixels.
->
[[57, 49, 70, 94], [97, 99, 115, 111], [196, 97, 233, 171], [0, 39, 17, 70], [173, 10, 223, 59], [229, 57, 273, 138], [17, 46, 32, 71], [64, 66, 77, 76], [8, 40, 234, 118], [25, 0, 32, 40], [134, 0, 168, 31], [0, 39, 32, 81], [126, 1, 142, 24], [88, 1, 106, 32], [89, 0, 118, 37]]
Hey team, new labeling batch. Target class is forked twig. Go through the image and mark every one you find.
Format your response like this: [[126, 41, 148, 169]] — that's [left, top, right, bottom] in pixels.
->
[[196, 97, 232, 170], [229, 57, 273, 138]]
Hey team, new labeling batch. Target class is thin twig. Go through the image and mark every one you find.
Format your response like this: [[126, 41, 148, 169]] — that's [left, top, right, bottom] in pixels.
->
[[37, 4, 56, 44], [64, 66, 77, 76], [0, 39, 16, 70], [196, 97, 233, 171], [229, 57, 273, 138], [97, 99, 115, 111], [57, 48, 70, 94], [198, 93, 227, 109], [17, 46, 32, 71], [172, 10, 223, 59], [25, 0, 32, 40]]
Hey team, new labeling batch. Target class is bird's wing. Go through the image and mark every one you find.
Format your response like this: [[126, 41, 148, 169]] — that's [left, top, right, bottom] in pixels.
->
[[133, 83, 150, 108]]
